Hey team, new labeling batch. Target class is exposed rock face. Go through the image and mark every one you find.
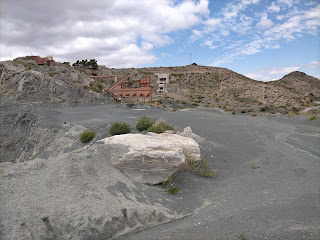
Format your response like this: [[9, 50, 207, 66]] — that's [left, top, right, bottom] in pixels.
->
[[0, 60, 104, 104], [99, 133, 201, 184], [0, 143, 182, 240]]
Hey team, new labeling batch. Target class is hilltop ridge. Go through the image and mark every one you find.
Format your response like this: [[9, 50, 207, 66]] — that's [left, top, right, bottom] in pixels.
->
[[1, 58, 319, 113]]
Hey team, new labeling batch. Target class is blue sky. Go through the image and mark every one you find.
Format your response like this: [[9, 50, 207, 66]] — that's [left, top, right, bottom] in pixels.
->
[[147, 0, 320, 81], [0, 0, 319, 81]]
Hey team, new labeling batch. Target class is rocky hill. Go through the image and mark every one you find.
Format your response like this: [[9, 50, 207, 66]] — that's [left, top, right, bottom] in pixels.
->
[[102, 64, 319, 111], [0, 57, 106, 106], [1, 58, 319, 113], [271, 71, 320, 96]]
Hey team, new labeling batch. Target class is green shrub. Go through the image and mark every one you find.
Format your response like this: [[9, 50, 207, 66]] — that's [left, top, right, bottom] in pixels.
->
[[136, 116, 155, 131], [110, 122, 131, 135], [309, 114, 317, 120], [80, 131, 95, 143], [167, 186, 180, 195], [147, 118, 174, 134], [182, 155, 216, 177], [162, 176, 180, 195], [260, 106, 269, 112], [194, 158, 216, 177]]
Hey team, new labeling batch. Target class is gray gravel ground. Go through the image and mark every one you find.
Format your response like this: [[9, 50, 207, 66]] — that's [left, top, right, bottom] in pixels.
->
[[3, 103, 320, 239]]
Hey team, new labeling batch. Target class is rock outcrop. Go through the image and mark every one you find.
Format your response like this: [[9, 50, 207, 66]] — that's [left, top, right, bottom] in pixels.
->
[[0, 143, 182, 240], [0, 60, 104, 105], [177, 126, 205, 143], [98, 133, 201, 184]]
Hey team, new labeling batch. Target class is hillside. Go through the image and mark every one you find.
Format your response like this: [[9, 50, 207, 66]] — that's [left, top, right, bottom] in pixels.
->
[[0, 57, 106, 106], [102, 64, 319, 112], [1, 58, 319, 113], [271, 71, 320, 96]]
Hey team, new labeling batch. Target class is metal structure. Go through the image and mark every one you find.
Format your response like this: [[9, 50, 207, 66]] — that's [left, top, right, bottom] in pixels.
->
[[103, 74, 153, 102]]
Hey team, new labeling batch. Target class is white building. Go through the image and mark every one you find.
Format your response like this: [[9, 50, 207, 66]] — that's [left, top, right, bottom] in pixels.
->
[[156, 73, 170, 95]]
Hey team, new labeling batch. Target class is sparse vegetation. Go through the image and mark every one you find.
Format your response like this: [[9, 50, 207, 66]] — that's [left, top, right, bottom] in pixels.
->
[[162, 176, 180, 195], [48, 72, 55, 77], [136, 115, 155, 131], [309, 114, 317, 120], [72, 59, 98, 69], [109, 122, 131, 135], [80, 131, 95, 143], [260, 106, 269, 112], [147, 118, 174, 134], [182, 155, 216, 177], [290, 106, 299, 115], [239, 232, 246, 240]]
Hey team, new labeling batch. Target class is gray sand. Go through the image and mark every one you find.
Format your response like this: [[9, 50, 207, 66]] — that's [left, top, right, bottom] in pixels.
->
[[3, 104, 320, 239]]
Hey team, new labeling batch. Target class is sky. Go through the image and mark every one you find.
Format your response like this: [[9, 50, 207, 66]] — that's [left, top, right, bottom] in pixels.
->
[[0, 0, 319, 81]]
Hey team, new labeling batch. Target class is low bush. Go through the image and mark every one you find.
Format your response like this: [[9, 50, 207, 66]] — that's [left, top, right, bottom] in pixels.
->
[[162, 176, 180, 195], [147, 118, 174, 134], [182, 155, 216, 177], [309, 114, 317, 120], [194, 158, 216, 177], [80, 131, 95, 143], [136, 115, 155, 131], [110, 122, 131, 135]]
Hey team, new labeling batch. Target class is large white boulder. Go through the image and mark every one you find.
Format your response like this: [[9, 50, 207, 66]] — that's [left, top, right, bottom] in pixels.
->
[[99, 133, 201, 184]]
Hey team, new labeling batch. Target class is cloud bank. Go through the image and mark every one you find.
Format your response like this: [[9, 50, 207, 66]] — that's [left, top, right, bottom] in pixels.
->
[[0, 0, 209, 67]]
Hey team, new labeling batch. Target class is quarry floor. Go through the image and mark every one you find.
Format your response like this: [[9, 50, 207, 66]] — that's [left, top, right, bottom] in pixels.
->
[[22, 104, 320, 239]]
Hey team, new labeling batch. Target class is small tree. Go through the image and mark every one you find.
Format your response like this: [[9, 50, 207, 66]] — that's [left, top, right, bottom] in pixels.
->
[[72, 59, 98, 69]]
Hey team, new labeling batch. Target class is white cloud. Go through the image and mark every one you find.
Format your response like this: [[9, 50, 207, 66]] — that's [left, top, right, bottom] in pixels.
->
[[300, 61, 320, 68], [204, 40, 219, 49], [204, 18, 223, 31], [276, 15, 286, 21], [0, 0, 210, 67], [190, 29, 204, 41], [278, 0, 294, 7], [256, 14, 274, 29], [141, 42, 154, 51], [268, 2, 280, 12], [244, 64, 307, 81], [268, 66, 301, 74]]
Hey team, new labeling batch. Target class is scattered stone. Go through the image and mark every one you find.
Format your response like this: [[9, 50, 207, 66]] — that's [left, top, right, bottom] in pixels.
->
[[177, 126, 205, 143]]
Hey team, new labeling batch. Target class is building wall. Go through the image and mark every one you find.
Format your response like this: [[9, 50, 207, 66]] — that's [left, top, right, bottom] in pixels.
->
[[155, 73, 170, 95]]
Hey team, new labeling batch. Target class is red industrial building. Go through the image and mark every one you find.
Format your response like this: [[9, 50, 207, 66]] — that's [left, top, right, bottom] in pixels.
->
[[90, 74, 153, 102]]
